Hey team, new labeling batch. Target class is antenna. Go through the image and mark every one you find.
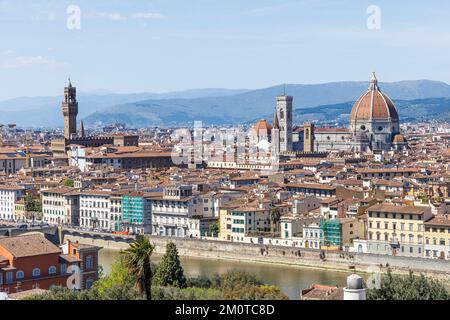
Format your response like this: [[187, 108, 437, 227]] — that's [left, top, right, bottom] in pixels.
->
[[283, 83, 286, 96]]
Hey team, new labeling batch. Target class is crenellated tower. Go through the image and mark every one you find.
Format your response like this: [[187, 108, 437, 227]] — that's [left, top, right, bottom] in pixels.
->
[[62, 78, 78, 140]]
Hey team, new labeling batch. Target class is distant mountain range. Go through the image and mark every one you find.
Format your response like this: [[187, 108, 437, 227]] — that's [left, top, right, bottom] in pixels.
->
[[1, 80, 450, 127], [290, 98, 450, 125], [0, 88, 247, 127]]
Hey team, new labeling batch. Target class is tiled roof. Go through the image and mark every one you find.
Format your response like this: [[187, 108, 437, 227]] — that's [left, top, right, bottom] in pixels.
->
[[0, 234, 61, 258]]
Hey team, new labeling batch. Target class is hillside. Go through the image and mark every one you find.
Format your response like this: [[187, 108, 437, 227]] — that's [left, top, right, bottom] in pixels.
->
[[290, 98, 450, 125], [84, 80, 450, 127], [1, 80, 450, 127]]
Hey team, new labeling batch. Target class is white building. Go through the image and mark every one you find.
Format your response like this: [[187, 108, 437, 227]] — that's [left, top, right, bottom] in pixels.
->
[[79, 190, 113, 231], [303, 222, 323, 249], [42, 187, 80, 225], [151, 185, 199, 237], [0, 186, 25, 220]]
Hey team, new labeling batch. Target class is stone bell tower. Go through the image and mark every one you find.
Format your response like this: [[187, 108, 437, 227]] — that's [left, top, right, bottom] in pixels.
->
[[62, 78, 78, 140], [276, 93, 293, 152]]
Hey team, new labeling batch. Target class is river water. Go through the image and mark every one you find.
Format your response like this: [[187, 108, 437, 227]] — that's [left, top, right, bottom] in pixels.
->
[[98, 249, 350, 300]]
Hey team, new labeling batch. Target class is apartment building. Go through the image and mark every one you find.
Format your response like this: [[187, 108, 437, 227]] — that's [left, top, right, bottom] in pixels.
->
[[367, 204, 432, 257], [424, 215, 450, 260], [79, 190, 112, 231], [229, 205, 270, 241], [0, 234, 99, 293], [0, 186, 25, 220], [121, 192, 152, 234], [42, 187, 80, 225], [303, 222, 323, 249], [151, 185, 198, 237], [218, 199, 248, 241], [109, 193, 122, 232]]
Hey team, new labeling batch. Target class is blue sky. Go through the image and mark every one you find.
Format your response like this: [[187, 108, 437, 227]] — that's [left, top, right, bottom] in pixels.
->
[[0, 0, 450, 100]]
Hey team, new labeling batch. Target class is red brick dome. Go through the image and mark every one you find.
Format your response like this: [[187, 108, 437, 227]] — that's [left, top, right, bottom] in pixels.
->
[[253, 119, 273, 134], [350, 73, 399, 122]]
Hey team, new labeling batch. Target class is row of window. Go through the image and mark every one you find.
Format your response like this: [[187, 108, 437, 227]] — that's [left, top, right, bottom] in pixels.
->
[[368, 243, 422, 255], [43, 209, 64, 216], [2, 266, 57, 284], [153, 203, 189, 209], [369, 221, 422, 232], [81, 200, 109, 208], [368, 212, 421, 220], [369, 232, 421, 244], [80, 210, 110, 218], [425, 226, 450, 233]]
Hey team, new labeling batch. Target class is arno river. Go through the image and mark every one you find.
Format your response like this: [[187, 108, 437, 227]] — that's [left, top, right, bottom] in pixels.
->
[[99, 249, 350, 300]]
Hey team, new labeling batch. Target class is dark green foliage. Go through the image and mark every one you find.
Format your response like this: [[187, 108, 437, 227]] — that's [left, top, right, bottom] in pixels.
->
[[210, 270, 261, 290], [367, 269, 450, 300], [26, 242, 288, 300], [152, 286, 223, 300], [25, 193, 41, 213], [186, 275, 212, 288], [208, 222, 219, 236], [222, 284, 288, 300], [208, 270, 287, 300], [63, 179, 75, 187], [25, 284, 143, 300], [153, 242, 187, 288], [269, 207, 281, 233]]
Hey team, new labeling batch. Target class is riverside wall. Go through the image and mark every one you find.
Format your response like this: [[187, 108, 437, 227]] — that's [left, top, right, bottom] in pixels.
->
[[63, 233, 450, 279]]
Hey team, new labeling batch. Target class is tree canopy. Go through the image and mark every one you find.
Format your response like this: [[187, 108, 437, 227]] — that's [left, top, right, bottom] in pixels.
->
[[367, 269, 450, 300], [153, 242, 187, 288]]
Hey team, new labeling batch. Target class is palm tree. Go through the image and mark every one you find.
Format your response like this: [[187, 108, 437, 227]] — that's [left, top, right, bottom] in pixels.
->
[[269, 207, 281, 234], [120, 235, 155, 300]]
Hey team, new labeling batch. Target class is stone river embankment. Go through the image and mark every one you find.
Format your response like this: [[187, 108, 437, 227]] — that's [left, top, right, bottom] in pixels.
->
[[62, 232, 450, 280]]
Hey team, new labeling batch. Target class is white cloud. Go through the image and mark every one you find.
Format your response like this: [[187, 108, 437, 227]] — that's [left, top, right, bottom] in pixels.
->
[[0, 56, 67, 69], [132, 12, 164, 20]]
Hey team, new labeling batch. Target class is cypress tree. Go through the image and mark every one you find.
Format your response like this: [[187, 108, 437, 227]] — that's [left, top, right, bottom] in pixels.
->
[[154, 242, 186, 288]]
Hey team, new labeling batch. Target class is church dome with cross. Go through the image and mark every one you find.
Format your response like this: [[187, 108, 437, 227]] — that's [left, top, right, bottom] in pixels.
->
[[350, 73, 401, 152]]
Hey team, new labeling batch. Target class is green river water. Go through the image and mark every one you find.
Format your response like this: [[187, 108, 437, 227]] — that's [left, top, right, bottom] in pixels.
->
[[99, 248, 350, 300]]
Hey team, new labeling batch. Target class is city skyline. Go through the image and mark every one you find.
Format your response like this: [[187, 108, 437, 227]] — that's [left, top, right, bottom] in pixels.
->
[[1, 0, 450, 100]]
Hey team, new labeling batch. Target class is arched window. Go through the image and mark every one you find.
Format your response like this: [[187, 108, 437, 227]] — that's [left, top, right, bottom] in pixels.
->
[[16, 270, 24, 279], [32, 268, 41, 277], [48, 266, 57, 275], [86, 255, 93, 269], [86, 277, 94, 289]]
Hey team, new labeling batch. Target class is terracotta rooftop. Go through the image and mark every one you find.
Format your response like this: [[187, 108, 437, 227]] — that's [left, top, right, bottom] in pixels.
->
[[350, 73, 399, 122], [425, 215, 450, 227], [367, 204, 427, 215], [301, 284, 343, 300], [0, 234, 61, 258]]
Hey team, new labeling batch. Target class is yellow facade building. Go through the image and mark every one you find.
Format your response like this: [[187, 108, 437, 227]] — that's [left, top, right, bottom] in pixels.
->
[[366, 204, 432, 257], [424, 215, 450, 260]]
